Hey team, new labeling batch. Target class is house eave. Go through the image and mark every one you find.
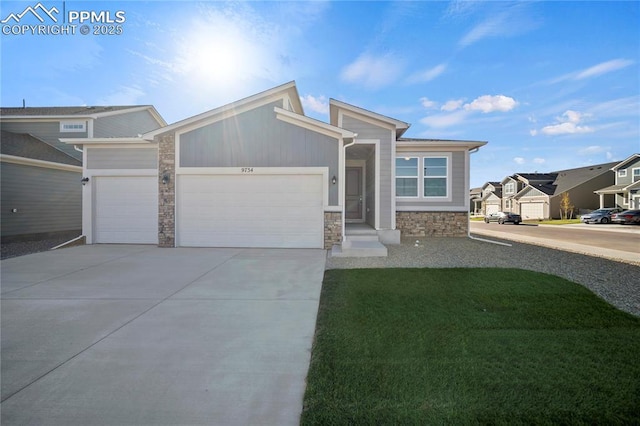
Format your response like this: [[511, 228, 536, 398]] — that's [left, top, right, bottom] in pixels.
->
[[396, 140, 487, 150], [60, 137, 152, 145], [274, 106, 355, 140]]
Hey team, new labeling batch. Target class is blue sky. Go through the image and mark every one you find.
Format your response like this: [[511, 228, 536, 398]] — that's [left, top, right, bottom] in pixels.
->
[[1, 1, 638, 187]]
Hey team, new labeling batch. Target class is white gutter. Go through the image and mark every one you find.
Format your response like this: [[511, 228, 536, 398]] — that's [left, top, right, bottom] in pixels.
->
[[467, 146, 511, 246], [74, 145, 83, 153], [341, 134, 358, 242]]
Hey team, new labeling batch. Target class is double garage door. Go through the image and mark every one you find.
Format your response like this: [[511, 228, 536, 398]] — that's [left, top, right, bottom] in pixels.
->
[[177, 174, 324, 248], [94, 174, 324, 248]]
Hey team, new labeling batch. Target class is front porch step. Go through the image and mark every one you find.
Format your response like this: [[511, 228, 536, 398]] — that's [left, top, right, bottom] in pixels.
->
[[330, 240, 388, 258]]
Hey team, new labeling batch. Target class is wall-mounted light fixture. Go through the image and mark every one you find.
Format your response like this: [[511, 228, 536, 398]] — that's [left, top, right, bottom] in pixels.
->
[[332, 175, 337, 185], [81, 177, 89, 185], [162, 172, 170, 185]]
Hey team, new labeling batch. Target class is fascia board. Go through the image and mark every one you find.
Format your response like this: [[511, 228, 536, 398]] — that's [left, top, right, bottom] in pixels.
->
[[143, 81, 298, 139], [329, 99, 410, 130], [274, 107, 354, 139], [1, 154, 82, 172], [60, 137, 152, 145], [396, 140, 487, 150], [611, 154, 640, 171]]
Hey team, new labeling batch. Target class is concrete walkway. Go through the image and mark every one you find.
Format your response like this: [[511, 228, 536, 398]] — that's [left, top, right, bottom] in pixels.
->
[[1, 245, 326, 425]]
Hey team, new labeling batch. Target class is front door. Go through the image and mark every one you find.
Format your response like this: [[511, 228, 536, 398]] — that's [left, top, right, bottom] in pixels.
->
[[346, 167, 363, 221]]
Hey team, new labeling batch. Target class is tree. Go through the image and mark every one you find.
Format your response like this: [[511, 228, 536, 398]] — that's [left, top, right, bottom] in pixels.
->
[[560, 192, 575, 220]]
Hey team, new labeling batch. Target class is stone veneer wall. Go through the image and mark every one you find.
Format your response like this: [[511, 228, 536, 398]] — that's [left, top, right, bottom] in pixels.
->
[[324, 212, 342, 249], [158, 133, 175, 247], [396, 211, 468, 237]]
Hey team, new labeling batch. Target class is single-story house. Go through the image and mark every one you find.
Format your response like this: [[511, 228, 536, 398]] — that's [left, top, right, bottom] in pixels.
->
[[0, 105, 166, 241], [513, 163, 617, 219], [63, 82, 486, 255], [594, 154, 640, 209]]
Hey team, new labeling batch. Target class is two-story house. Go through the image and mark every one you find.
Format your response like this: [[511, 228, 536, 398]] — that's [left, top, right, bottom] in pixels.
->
[[594, 154, 640, 210], [480, 182, 502, 216], [0, 106, 166, 241]]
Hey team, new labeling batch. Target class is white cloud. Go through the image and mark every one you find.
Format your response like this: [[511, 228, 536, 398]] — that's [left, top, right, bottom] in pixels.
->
[[420, 110, 469, 128], [513, 157, 525, 165], [300, 94, 329, 115], [341, 53, 404, 89], [407, 63, 447, 83], [420, 97, 438, 109], [441, 99, 464, 111], [575, 59, 634, 80], [578, 145, 610, 155], [529, 129, 538, 136], [540, 110, 594, 135], [98, 85, 145, 105], [533, 157, 546, 164], [464, 95, 518, 113]]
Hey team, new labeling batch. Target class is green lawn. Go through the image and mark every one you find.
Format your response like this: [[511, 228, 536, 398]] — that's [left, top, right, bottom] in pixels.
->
[[302, 268, 640, 425]]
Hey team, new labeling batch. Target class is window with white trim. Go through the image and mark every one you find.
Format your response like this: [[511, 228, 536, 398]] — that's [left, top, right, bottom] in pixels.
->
[[423, 156, 448, 197], [396, 157, 418, 197], [60, 121, 86, 132], [633, 168, 640, 182], [504, 182, 515, 194], [618, 169, 627, 178]]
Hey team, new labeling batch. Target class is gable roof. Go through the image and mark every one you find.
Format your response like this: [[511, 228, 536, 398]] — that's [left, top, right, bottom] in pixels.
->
[[551, 161, 618, 194], [143, 81, 301, 139], [0, 130, 81, 166], [0, 105, 166, 125], [515, 173, 558, 184], [611, 153, 640, 170], [329, 99, 410, 138]]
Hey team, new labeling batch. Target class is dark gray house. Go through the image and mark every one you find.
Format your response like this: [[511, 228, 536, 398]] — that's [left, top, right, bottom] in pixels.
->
[[63, 81, 487, 256], [0, 106, 166, 241]]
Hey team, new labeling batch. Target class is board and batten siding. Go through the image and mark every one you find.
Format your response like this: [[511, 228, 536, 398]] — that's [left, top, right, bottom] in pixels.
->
[[179, 101, 340, 205], [341, 115, 393, 229], [395, 150, 467, 210], [86, 148, 158, 169], [1, 162, 81, 236], [0, 121, 85, 160], [616, 158, 640, 186], [93, 110, 163, 138]]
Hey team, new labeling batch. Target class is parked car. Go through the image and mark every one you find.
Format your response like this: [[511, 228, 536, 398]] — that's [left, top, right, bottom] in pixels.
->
[[581, 208, 623, 224], [484, 211, 522, 225], [611, 210, 640, 225]]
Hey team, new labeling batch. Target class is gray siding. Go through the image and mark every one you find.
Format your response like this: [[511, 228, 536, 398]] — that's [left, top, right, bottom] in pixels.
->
[[93, 110, 163, 138], [180, 102, 340, 205], [342, 115, 393, 228], [365, 150, 376, 227], [0, 121, 85, 160], [396, 151, 467, 210], [1, 162, 81, 237], [519, 186, 545, 198], [616, 158, 640, 185], [87, 148, 158, 169]]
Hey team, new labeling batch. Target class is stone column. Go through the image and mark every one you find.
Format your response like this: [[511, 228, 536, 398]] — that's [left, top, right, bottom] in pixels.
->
[[158, 133, 175, 247]]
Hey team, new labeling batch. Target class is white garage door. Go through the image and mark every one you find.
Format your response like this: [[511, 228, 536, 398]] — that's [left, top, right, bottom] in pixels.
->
[[485, 203, 500, 215], [177, 174, 323, 248], [520, 203, 545, 220], [95, 176, 158, 244]]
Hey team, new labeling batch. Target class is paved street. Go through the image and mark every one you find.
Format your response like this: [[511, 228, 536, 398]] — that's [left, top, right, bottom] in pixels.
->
[[470, 221, 639, 264]]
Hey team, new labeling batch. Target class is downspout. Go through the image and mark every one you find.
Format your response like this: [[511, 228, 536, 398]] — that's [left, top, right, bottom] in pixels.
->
[[341, 134, 358, 242], [74, 145, 83, 153], [467, 147, 512, 247]]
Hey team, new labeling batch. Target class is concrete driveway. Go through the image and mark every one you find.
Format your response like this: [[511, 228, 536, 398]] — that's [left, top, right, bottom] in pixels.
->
[[1, 245, 326, 425]]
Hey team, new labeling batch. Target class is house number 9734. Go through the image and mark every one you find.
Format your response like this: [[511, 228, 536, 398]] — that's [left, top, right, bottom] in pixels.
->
[[241, 167, 254, 173]]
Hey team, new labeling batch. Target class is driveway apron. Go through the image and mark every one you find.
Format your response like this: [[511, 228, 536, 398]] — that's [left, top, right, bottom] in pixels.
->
[[1, 245, 326, 425]]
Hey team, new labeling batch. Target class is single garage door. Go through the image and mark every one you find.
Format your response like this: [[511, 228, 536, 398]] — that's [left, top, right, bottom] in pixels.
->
[[485, 203, 500, 215], [95, 176, 158, 244], [520, 202, 545, 220], [177, 174, 324, 248]]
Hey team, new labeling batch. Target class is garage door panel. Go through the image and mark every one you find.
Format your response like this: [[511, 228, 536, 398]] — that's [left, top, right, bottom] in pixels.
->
[[520, 203, 544, 220], [177, 174, 323, 248], [95, 176, 158, 244]]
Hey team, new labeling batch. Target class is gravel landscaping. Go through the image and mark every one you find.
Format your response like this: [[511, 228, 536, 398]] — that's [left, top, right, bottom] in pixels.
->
[[1, 232, 82, 260], [327, 236, 640, 317]]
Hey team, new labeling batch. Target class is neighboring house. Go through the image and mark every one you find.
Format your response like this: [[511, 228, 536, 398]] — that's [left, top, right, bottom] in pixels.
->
[[513, 163, 617, 219], [469, 187, 482, 214], [63, 82, 486, 254], [500, 175, 528, 213], [0, 106, 166, 241], [594, 154, 640, 209], [1, 130, 82, 240], [480, 182, 502, 215]]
